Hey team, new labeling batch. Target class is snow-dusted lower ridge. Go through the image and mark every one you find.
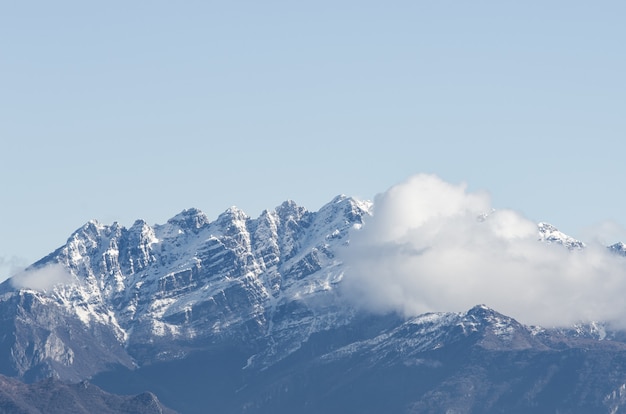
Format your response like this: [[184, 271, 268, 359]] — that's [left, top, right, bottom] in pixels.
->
[[320, 305, 566, 367]]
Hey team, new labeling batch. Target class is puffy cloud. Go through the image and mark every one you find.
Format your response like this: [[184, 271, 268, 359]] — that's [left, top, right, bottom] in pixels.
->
[[10, 263, 74, 291], [341, 174, 626, 328]]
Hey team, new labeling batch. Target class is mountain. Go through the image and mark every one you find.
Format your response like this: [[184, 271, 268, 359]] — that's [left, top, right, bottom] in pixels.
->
[[226, 305, 626, 414], [0, 374, 176, 414], [92, 305, 626, 413], [1, 196, 626, 413], [537, 222, 585, 250], [0, 195, 371, 381]]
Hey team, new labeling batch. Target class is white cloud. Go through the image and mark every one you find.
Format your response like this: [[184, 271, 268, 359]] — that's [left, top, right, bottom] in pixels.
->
[[10, 263, 74, 291], [0, 255, 29, 283], [341, 174, 626, 328]]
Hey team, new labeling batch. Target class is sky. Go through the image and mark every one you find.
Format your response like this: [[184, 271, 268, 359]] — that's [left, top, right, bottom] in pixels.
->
[[1, 1, 625, 281]]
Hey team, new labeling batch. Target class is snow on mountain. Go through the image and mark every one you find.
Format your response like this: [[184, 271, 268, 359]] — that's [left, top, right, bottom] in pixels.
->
[[321, 305, 550, 366], [537, 222, 585, 250], [0, 194, 623, 383], [0, 195, 371, 380]]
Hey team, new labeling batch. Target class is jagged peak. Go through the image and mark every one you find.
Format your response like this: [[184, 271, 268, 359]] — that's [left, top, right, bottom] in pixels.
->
[[465, 304, 498, 317], [462, 305, 527, 335], [537, 222, 585, 250], [127, 219, 157, 245], [277, 199, 300, 210], [84, 219, 104, 230], [329, 194, 349, 204], [326, 194, 371, 209], [463, 304, 524, 328], [222, 205, 248, 218], [167, 207, 210, 230], [69, 219, 108, 241], [170, 207, 205, 219], [317, 195, 371, 227], [537, 222, 555, 230], [130, 219, 148, 229], [215, 205, 248, 222], [275, 199, 307, 221]]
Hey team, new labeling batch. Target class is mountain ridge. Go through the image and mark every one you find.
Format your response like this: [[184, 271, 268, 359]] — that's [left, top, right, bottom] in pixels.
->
[[1, 196, 626, 412], [0, 195, 372, 381]]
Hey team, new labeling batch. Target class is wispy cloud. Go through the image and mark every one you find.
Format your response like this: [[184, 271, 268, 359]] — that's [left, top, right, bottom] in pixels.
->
[[0, 255, 29, 282], [579, 220, 626, 246], [341, 174, 626, 328], [10, 263, 74, 291]]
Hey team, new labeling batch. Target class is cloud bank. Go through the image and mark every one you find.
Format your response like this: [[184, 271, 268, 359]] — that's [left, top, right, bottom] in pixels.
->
[[342, 174, 626, 328], [11, 263, 74, 291]]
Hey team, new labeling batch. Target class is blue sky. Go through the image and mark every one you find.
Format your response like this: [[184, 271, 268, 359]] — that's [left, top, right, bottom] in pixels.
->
[[1, 1, 625, 279]]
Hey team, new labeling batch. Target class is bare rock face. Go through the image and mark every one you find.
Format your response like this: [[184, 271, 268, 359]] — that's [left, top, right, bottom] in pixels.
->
[[0, 289, 134, 382]]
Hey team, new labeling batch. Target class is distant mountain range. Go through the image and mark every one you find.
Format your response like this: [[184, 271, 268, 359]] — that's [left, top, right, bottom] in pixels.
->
[[1, 195, 626, 413]]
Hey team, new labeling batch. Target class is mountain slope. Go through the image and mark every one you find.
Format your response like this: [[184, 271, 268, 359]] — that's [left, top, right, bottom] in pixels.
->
[[0, 195, 371, 380], [0, 374, 177, 414], [92, 305, 626, 414], [1, 196, 626, 413], [225, 306, 626, 414]]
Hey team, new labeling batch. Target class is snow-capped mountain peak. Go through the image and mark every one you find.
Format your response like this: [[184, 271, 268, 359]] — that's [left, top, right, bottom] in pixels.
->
[[538, 222, 585, 250], [165, 207, 210, 232]]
